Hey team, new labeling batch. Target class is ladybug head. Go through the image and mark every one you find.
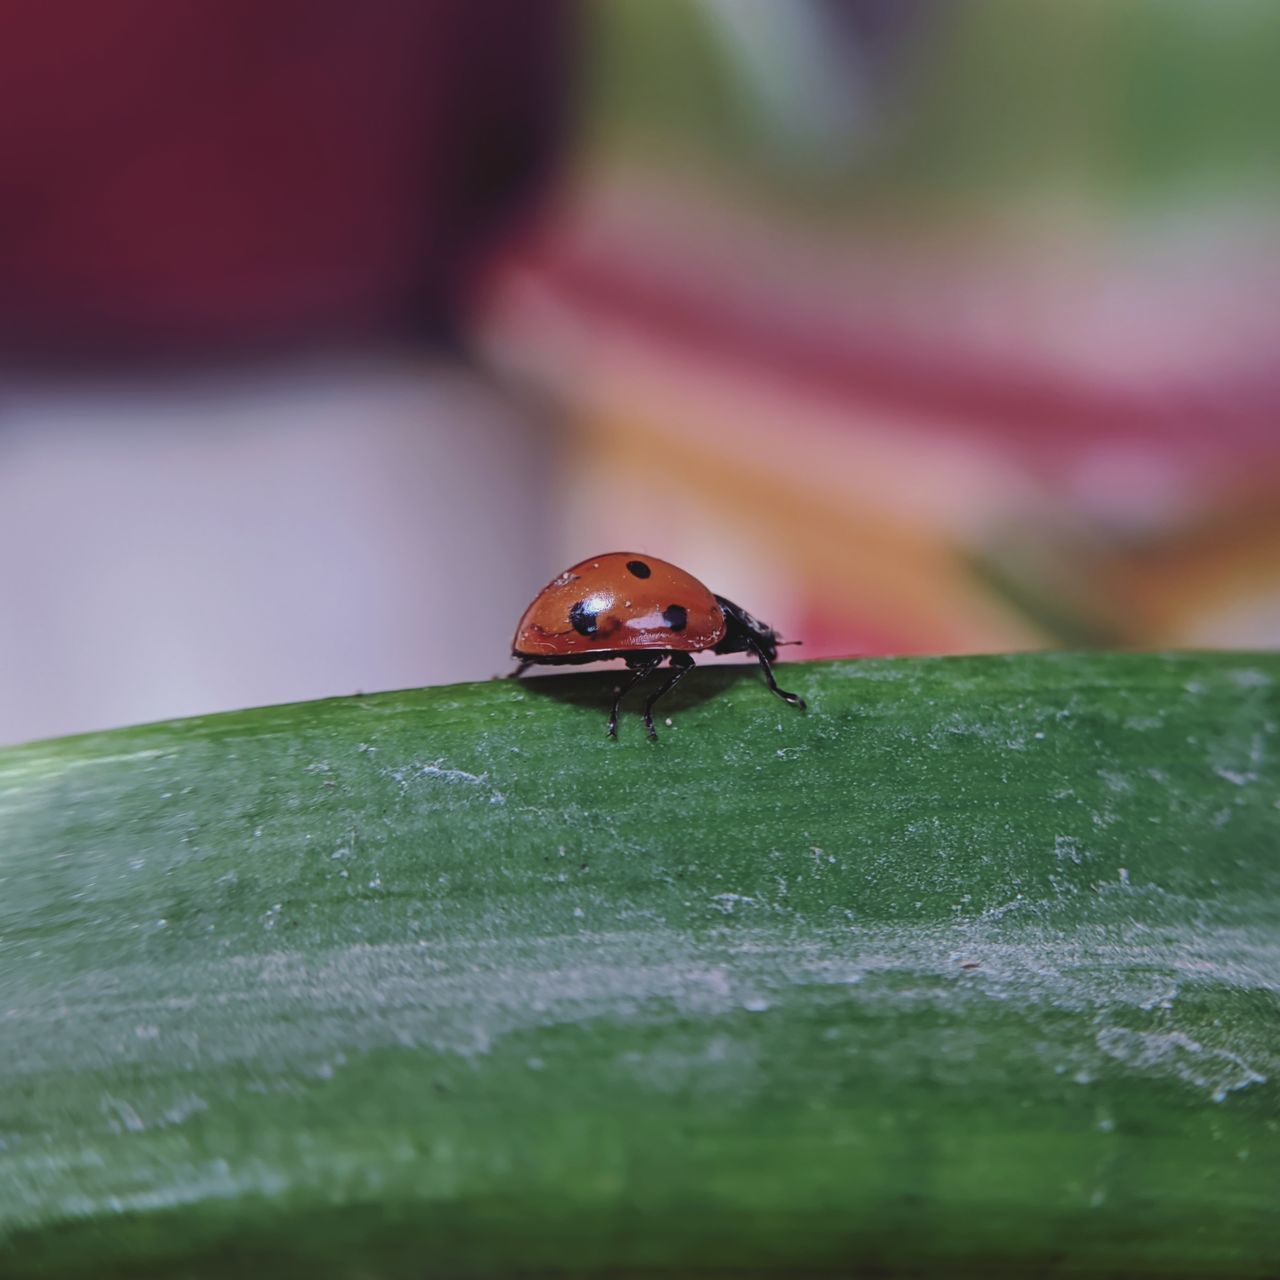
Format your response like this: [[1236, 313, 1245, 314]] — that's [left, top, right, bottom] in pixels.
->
[[713, 595, 782, 661]]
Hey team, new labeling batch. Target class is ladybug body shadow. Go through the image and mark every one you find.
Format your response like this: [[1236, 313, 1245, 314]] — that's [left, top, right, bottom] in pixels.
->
[[511, 553, 805, 739]]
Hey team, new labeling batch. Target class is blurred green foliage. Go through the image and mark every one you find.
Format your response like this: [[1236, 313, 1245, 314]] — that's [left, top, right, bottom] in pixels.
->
[[579, 0, 1280, 212]]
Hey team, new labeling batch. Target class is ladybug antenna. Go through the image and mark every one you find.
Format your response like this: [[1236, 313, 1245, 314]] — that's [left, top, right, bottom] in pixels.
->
[[777, 638, 803, 647]]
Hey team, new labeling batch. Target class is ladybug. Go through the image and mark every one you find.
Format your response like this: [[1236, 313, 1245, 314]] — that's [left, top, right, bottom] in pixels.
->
[[511, 552, 805, 739]]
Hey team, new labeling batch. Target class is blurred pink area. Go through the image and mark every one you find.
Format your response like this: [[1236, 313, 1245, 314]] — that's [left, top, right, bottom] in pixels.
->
[[476, 174, 1280, 657], [475, 1, 1280, 661]]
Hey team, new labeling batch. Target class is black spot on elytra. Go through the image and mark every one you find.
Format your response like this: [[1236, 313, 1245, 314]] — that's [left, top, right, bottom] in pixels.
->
[[663, 604, 688, 632], [569, 599, 600, 636], [626, 559, 651, 579]]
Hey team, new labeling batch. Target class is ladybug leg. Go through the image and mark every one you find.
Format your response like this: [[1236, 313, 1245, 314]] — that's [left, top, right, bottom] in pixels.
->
[[608, 655, 663, 738], [749, 640, 806, 710], [508, 659, 533, 679], [642, 652, 696, 741]]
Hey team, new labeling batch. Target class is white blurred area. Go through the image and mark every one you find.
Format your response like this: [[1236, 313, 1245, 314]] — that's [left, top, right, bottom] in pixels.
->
[[0, 362, 556, 746]]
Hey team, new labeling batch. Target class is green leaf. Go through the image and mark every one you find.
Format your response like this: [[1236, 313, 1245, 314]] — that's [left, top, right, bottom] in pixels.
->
[[2, 653, 1277, 1278]]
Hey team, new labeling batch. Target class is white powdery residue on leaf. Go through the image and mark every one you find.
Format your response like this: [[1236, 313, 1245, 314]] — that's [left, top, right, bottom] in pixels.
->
[[418, 762, 487, 785], [161, 1094, 210, 1127], [1054, 835, 1084, 863], [1098, 770, 1133, 794], [100, 1092, 146, 1134], [86, 1158, 289, 1218], [1228, 668, 1272, 690], [1095, 1025, 1267, 1102], [712, 893, 758, 915], [383, 759, 505, 805], [1214, 768, 1257, 787], [1124, 715, 1164, 731]]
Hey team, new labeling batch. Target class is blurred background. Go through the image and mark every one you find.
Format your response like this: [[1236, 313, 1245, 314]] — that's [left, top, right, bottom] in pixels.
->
[[2, 0, 1279, 746]]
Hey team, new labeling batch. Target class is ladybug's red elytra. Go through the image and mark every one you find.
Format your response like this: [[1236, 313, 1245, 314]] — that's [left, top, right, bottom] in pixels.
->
[[511, 552, 805, 739]]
